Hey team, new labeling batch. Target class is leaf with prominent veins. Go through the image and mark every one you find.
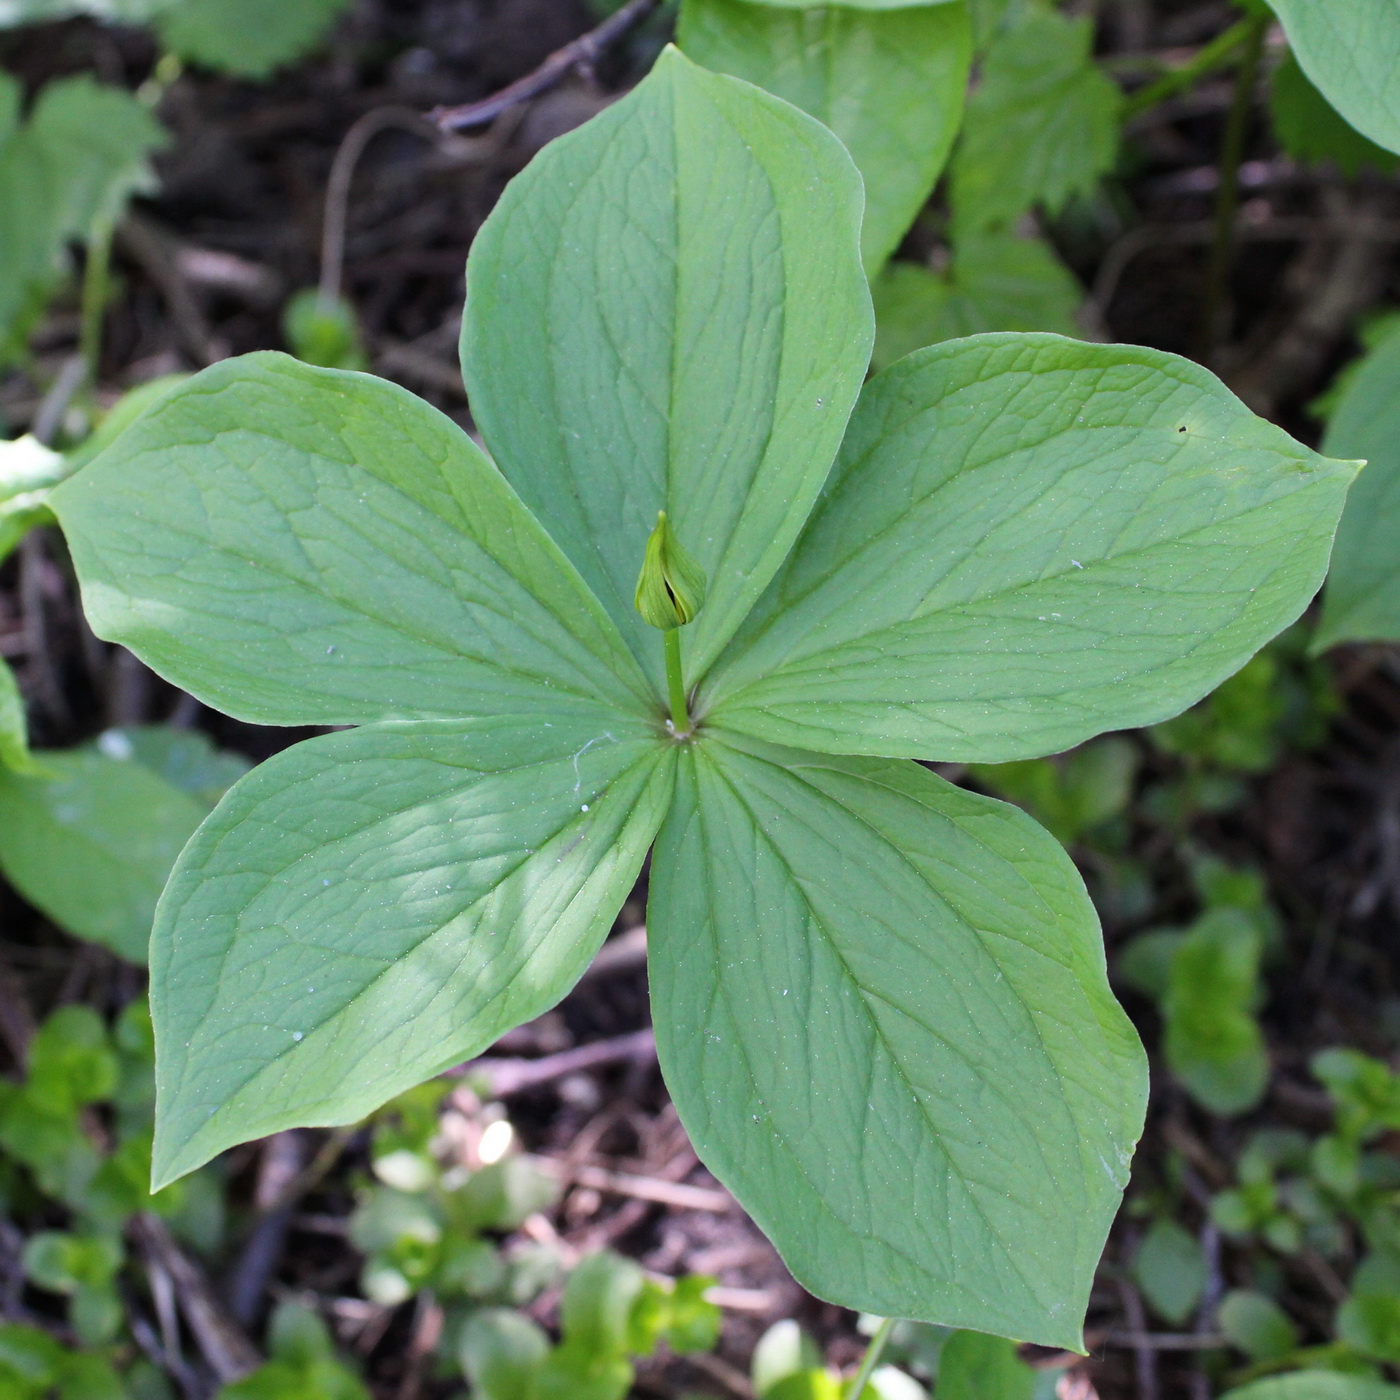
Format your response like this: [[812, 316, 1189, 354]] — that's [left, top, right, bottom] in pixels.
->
[[648, 732, 1144, 1345], [54, 354, 653, 728], [462, 46, 872, 690], [704, 334, 1358, 762], [151, 715, 673, 1188]]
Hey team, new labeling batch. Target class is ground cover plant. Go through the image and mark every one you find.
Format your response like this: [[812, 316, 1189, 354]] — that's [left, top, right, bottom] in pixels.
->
[[43, 26, 1361, 1352], [9, 0, 1400, 1397]]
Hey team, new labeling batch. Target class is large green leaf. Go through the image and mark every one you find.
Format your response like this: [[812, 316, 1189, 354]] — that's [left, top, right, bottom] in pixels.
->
[[462, 46, 872, 690], [677, 0, 971, 273], [934, 1332, 1035, 1400], [1315, 324, 1400, 649], [155, 0, 353, 78], [1270, 51, 1398, 179], [949, 6, 1119, 233], [703, 334, 1358, 763], [0, 659, 33, 774], [53, 353, 652, 728], [0, 742, 208, 962], [1222, 1375, 1400, 1400], [151, 717, 672, 1188], [1267, 1, 1400, 157], [648, 732, 1144, 1345], [871, 232, 1080, 371]]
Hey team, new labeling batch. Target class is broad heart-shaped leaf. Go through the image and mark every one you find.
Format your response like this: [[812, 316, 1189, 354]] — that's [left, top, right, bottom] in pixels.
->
[[462, 46, 872, 691], [0, 741, 209, 962], [677, 0, 972, 274], [53, 353, 652, 728], [949, 6, 1120, 235], [150, 716, 672, 1188], [702, 334, 1359, 763], [648, 732, 1144, 1345], [1315, 324, 1400, 649], [871, 232, 1081, 371], [1267, 1, 1400, 158]]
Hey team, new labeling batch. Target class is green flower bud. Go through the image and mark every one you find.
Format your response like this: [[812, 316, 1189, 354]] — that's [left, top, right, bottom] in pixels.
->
[[634, 510, 706, 630]]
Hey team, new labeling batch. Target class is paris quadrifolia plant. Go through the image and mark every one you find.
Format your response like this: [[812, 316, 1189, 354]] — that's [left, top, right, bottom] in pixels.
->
[[51, 48, 1359, 1349]]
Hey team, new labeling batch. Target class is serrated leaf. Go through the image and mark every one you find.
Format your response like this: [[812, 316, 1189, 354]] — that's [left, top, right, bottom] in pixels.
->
[[1270, 51, 1398, 179], [462, 46, 872, 691], [648, 732, 1144, 1346], [703, 335, 1358, 763], [151, 717, 673, 1188], [949, 7, 1119, 233], [0, 745, 207, 962], [677, 0, 971, 272], [1315, 323, 1400, 649], [53, 353, 653, 728], [1221, 1375, 1400, 1400], [1267, 1, 1400, 157], [872, 232, 1081, 371], [155, 0, 353, 78]]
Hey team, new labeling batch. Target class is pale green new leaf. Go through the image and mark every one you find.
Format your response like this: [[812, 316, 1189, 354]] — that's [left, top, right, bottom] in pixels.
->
[[1315, 323, 1400, 649], [151, 717, 673, 1188], [0, 743, 208, 962], [1222, 1376, 1400, 1400], [872, 232, 1081, 371], [0, 434, 65, 563], [0, 658, 34, 774], [949, 7, 1120, 233], [677, 0, 972, 273], [462, 46, 872, 689], [155, 0, 354, 78], [648, 733, 1145, 1346], [0, 75, 165, 358], [53, 353, 652, 727], [1267, 1, 1400, 157], [704, 335, 1358, 763]]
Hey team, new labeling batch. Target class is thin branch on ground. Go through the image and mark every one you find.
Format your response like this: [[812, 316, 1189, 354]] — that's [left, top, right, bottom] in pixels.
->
[[428, 0, 663, 133]]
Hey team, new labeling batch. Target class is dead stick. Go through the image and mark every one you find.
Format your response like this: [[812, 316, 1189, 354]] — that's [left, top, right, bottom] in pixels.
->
[[429, 0, 663, 132]]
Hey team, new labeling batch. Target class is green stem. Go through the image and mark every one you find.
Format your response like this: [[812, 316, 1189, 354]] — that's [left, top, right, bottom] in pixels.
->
[[1121, 16, 1256, 120], [848, 1318, 896, 1400], [1196, 11, 1268, 359], [664, 627, 689, 732], [80, 220, 114, 389]]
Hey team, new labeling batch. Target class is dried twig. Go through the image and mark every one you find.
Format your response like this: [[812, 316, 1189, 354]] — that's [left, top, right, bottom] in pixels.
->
[[542, 1160, 732, 1213], [226, 1131, 307, 1325], [461, 1027, 657, 1096], [429, 0, 663, 132], [131, 1215, 261, 1383]]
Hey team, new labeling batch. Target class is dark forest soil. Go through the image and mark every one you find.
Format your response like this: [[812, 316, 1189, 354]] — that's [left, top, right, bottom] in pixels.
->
[[5, 3, 1400, 1396]]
